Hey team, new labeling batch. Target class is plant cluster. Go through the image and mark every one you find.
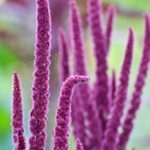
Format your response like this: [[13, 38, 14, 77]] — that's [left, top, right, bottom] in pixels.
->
[[9, 0, 150, 150]]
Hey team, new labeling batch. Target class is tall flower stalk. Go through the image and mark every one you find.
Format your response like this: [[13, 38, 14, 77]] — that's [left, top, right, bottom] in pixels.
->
[[28, 0, 51, 149], [58, 28, 70, 83], [52, 75, 89, 150], [70, 0, 102, 149], [101, 28, 134, 150], [12, 73, 26, 150], [57, 25, 86, 149], [69, 0, 87, 145], [117, 14, 150, 150], [88, 0, 110, 132]]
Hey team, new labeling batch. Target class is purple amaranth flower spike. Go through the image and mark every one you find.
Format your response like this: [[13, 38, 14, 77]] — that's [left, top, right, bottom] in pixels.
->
[[52, 75, 89, 150], [105, 5, 115, 53], [75, 139, 84, 150], [57, 27, 85, 148], [70, 0, 87, 76], [117, 14, 150, 150], [12, 73, 26, 150], [101, 28, 134, 150], [58, 28, 70, 83], [70, 0, 102, 149], [57, 26, 84, 149], [29, 0, 51, 149], [109, 70, 117, 107], [88, 0, 109, 132], [69, 0, 86, 145]]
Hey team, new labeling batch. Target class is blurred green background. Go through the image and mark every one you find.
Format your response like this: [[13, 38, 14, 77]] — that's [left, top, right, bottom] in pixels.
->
[[0, 0, 150, 149]]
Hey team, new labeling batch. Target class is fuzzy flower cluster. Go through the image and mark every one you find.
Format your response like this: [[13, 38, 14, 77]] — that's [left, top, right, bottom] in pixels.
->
[[8, 0, 150, 150]]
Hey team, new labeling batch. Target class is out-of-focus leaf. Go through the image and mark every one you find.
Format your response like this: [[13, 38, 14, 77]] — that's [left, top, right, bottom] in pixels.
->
[[0, 41, 19, 69], [0, 107, 11, 137], [113, 0, 150, 11]]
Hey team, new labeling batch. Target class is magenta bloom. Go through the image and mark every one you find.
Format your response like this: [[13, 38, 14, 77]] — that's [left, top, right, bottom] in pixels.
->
[[70, 0, 87, 76], [58, 26, 85, 149], [70, 1, 102, 149], [29, 0, 51, 149], [117, 14, 150, 150], [52, 75, 89, 150], [88, 0, 109, 131], [12, 73, 26, 150], [105, 5, 115, 52], [69, 1, 87, 145], [58, 28, 70, 83], [101, 28, 134, 150], [75, 140, 84, 150]]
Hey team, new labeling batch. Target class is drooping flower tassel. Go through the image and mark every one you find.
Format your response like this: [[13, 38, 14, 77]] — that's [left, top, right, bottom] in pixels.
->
[[57, 25, 85, 149], [52, 75, 89, 150], [58, 26, 85, 148], [88, 0, 109, 132], [117, 14, 150, 150], [29, 0, 51, 149], [101, 28, 134, 150], [12, 73, 26, 150], [70, 1, 102, 149]]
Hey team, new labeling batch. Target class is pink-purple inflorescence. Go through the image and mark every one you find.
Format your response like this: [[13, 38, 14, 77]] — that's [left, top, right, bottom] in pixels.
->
[[69, 0, 87, 145], [52, 75, 89, 150], [88, 0, 111, 133], [58, 28, 70, 83], [69, 0, 102, 149], [28, 0, 51, 149], [101, 28, 134, 150], [105, 5, 115, 53], [9, 0, 150, 150], [12, 73, 26, 150], [117, 14, 150, 150]]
